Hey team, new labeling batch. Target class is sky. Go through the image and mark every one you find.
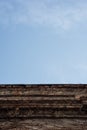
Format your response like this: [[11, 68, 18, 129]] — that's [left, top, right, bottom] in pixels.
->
[[0, 0, 87, 84]]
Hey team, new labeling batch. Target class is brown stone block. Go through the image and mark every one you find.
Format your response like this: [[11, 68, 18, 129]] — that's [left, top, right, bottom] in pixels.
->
[[0, 84, 87, 129]]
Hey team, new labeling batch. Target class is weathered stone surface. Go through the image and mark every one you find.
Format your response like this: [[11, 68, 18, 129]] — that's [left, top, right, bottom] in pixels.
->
[[0, 84, 87, 129], [0, 119, 87, 130]]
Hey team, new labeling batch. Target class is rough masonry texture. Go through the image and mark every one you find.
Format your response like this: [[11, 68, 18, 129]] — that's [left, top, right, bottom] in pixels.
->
[[0, 84, 87, 129]]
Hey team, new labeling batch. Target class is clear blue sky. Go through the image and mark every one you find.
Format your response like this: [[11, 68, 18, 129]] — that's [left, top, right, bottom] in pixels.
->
[[0, 0, 87, 84]]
